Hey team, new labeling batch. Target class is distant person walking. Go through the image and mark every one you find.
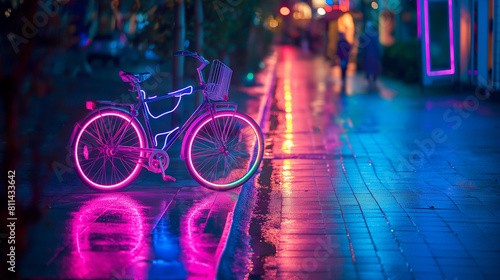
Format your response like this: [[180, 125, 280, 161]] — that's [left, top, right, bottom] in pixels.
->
[[336, 32, 352, 83], [362, 21, 382, 87]]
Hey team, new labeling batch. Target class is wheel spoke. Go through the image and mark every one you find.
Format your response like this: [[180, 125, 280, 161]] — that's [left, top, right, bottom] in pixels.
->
[[194, 154, 218, 174], [81, 154, 106, 174], [190, 147, 221, 158], [196, 129, 219, 146], [192, 138, 217, 149], [95, 115, 108, 143], [82, 128, 104, 146], [188, 113, 262, 188], [74, 112, 143, 189], [222, 116, 233, 142], [110, 157, 128, 183]]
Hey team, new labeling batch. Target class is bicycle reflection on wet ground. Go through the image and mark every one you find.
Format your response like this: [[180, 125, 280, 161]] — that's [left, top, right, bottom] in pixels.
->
[[20, 185, 237, 279]]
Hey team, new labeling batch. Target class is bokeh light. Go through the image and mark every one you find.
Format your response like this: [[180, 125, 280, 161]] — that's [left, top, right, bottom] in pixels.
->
[[280, 7, 290, 16]]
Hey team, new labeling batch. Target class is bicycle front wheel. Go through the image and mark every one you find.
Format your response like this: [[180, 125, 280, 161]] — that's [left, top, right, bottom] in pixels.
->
[[185, 111, 264, 191]]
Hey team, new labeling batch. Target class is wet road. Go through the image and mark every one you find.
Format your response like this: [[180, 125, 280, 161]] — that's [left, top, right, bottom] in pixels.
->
[[17, 53, 276, 279], [229, 46, 500, 280], [19, 161, 236, 279], [16, 45, 500, 279]]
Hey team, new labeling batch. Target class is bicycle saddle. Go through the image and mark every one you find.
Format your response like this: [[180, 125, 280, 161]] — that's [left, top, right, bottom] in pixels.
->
[[119, 71, 152, 84]]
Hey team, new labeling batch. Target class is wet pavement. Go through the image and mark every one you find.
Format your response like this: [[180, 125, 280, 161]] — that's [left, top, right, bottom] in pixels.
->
[[221, 46, 500, 280], [15, 45, 500, 279], [20, 182, 236, 279], [17, 52, 277, 279]]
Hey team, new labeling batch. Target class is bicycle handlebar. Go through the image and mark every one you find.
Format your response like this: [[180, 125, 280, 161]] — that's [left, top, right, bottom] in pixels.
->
[[173, 50, 209, 86], [172, 51, 192, 56], [173, 50, 209, 64]]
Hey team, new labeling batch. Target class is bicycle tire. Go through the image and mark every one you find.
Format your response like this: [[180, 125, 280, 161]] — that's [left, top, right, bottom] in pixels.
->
[[184, 111, 264, 191], [72, 109, 147, 191]]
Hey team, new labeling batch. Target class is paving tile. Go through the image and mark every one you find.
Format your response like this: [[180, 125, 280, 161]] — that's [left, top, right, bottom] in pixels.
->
[[382, 264, 413, 280], [358, 271, 385, 280], [412, 271, 445, 280], [233, 46, 500, 280]]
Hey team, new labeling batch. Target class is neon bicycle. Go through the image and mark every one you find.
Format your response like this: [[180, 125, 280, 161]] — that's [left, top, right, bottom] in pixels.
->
[[69, 51, 264, 191]]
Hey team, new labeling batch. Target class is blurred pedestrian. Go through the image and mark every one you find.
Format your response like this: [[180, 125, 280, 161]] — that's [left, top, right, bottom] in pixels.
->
[[336, 32, 351, 83], [300, 28, 310, 53], [362, 21, 382, 87]]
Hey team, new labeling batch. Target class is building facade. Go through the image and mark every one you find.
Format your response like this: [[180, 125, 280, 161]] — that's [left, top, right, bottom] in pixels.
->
[[418, 0, 499, 91]]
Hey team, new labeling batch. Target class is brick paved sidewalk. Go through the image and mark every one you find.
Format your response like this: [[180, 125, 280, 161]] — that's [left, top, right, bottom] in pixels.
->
[[236, 46, 500, 280]]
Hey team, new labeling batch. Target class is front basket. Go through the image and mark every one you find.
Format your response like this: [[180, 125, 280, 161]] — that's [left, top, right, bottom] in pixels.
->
[[204, 60, 233, 101]]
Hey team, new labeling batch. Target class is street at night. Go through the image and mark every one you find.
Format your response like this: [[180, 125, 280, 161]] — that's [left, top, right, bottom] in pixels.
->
[[2, 0, 500, 280], [219, 46, 500, 280]]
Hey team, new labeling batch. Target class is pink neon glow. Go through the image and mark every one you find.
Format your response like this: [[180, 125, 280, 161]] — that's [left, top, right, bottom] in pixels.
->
[[417, 0, 421, 39], [72, 195, 145, 278], [340, 0, 349, 12], [186, 112, 261, 188], [86, 101, 96, 110], [424, 0, 455, 76], [83, 145, 89, 160], [74, 111, 145, 190], [180, 192, 237, 275], [181, 194, 215, 271]]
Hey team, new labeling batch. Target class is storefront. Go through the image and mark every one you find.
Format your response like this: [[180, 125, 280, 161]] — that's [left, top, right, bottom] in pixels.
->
[[418, 0, 498, 90]]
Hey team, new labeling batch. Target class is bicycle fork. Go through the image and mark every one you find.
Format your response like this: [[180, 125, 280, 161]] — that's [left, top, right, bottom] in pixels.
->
[[207, 103, 234, 152]]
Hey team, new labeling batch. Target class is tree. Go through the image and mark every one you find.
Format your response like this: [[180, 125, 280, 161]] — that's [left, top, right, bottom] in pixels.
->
[[1, 1, 66, 277], [194, 0, 203, 106], [172, 0, 185, 124], [134, 0, 279, 76]]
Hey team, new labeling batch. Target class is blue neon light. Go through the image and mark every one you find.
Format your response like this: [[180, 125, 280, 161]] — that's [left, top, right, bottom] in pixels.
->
[[154, 127, 180, 150], [141, 86, 193, 119], [141, 87, 193, 149]]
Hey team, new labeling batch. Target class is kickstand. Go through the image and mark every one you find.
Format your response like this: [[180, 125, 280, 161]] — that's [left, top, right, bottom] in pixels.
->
[[159, 155, 176, 182]]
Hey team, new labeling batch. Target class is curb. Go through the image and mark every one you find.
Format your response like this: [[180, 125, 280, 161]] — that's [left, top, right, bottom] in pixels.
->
[[214, 49, 278, 279]]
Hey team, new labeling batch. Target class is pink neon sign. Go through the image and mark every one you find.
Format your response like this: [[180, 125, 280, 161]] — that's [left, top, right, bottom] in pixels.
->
[[424, 0, 455, 76], [417, 0, 421, 39]]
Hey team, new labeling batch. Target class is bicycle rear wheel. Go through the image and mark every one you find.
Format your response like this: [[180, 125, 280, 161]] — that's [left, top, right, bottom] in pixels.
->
[[73, 109, 146, 191], [185, 111, 264, 191]]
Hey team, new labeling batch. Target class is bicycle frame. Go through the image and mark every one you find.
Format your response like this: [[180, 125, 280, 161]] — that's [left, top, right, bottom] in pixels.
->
[[93, 85, 238, 156], [72, 51, 237, 164], [71, 51, 263, 191]]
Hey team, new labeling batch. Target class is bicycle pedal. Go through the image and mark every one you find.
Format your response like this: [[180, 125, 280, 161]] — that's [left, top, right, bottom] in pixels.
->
[[162, 175, 176, 182]]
